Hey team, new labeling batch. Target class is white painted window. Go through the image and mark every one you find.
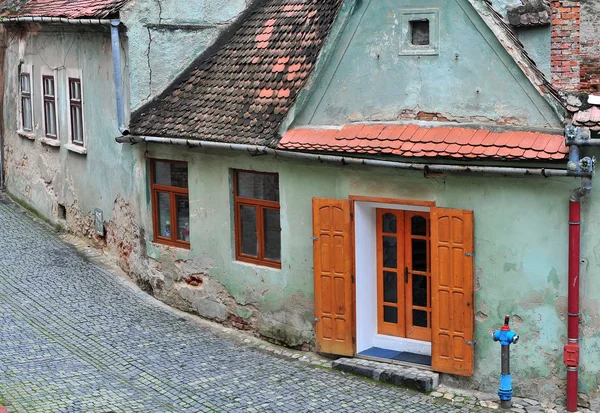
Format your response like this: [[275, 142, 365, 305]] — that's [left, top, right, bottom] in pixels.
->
[[399, 9, 440, 56], [19, 64, 34, 135], [40, 67, 59, 139], [66, 69, 84, 147]]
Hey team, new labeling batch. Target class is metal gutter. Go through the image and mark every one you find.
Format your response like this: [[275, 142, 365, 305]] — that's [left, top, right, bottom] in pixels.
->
[[116, 135, 592, 178], [0, 16, 128, 134]]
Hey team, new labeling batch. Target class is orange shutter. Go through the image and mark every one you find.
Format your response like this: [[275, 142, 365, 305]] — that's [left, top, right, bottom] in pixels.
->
[[431, 208, 475, 376], [313, 198, 354, 356]]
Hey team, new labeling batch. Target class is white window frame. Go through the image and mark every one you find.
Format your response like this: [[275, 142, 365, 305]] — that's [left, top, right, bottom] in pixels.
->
[[65, 68, 86, 155], [40, 66, 60, 145], [18, 64, 34, 138]]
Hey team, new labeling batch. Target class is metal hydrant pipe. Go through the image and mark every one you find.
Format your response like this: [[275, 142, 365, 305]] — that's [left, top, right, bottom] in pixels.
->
[[565, 177, 592, 411], [493, 316, 519, 409]]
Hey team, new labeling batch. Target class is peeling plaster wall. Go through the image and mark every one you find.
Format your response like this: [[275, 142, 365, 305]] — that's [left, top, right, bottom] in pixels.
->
[[127, 144, 600, 406], [292, 0, 559, 128], [2, 25, 144, 270], [119, 0, 250, 110]]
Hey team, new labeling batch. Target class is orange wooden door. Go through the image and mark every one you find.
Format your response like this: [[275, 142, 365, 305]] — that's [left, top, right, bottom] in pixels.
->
[[431, 207, 475, 376], [313, 198, 354, 356]]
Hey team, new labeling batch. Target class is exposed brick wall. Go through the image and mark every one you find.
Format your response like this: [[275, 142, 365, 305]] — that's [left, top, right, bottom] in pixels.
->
[[580, 0, 600, 93], [550, 0, 581, 91], [581, 57, 600, 93]]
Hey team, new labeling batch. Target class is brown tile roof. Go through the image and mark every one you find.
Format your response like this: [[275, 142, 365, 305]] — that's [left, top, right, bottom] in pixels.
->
[[0, 0, 127, 18], [279, 124, 568, 160], [573, 106, 600, 131], [130, 0, 343, 147]]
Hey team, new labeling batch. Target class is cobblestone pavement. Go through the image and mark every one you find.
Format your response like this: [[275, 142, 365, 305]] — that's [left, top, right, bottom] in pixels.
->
[[0, 195, 488, 413]]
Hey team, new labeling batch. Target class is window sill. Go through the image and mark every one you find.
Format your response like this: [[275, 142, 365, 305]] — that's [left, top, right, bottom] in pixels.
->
[[65, 143, 87, 155], [235, 256, 282, 270], [17, 130, 35, 140], [40, 137, 60, 148], [152, 240, 191, 251]]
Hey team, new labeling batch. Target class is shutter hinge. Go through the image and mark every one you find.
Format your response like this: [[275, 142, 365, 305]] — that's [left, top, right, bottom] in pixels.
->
[[312, 237, 318, 241], [465, 252, 475, 257], [350, 212, 354, 220], [352, 336, 356, 345], [351, 274, 355, 283], [314, 317, 321, 322], [317, 342, 321, 350], [466, 340, 477, 345]]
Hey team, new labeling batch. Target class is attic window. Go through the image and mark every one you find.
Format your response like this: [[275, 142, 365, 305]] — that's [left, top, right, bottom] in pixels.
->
[[411, 20, 430, 46]]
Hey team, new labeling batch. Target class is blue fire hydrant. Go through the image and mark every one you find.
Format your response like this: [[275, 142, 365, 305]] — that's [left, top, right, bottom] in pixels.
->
[[492, 315, 519, 409]]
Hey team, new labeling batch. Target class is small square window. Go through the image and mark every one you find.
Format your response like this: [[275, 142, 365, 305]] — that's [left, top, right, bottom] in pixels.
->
[[410, 20, 430, 46]]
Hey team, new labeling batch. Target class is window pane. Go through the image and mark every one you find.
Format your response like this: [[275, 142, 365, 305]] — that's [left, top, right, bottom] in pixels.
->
[[71, 106, 83, 143], [45, 101, 56, 136], [44, 77, 55, 96], [20, 74, 30, 93], [176, 195, 190, 242], [154, 161, 188, 188], [384, 306, 398, 324], [383, 236, 397, 268], [411, 215, 427, 236], [22, 97, 32, 131], [383, 271, 397, 303], [412, 239, 427, 272], [236, 171, 279, 201], [382, 213, 397, 234], [157, 192, 172, 238], [70, 80, 81, 100], [263, 208, 281, 261], [411, 20, 430, 46], [240, 205, 258, 256], [413, 309, 428, 328], [412, 274, 427, 307]]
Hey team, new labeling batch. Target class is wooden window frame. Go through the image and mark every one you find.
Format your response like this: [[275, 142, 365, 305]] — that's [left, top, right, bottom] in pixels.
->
[[20, 72, 33, 132], [42, 74, 57, 139], [150, 159, 190, 250], [233, 170, 281, 269], [68, 77, 84, 146]]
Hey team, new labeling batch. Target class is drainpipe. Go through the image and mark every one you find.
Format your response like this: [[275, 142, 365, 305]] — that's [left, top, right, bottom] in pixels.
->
[[110, 20, 128, 135], [564, 126, 595, 412]]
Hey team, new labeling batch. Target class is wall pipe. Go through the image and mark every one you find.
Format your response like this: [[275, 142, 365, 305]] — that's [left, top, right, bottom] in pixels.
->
[[116, 135, 593, 178], [0, 16, 128, 134]]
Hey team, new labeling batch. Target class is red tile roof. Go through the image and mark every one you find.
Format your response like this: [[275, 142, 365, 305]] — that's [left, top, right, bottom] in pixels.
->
[[0, 0, 127, 18], [279, 124, 568, 160], [573, 106, 600, 131], [130, 0, 343, 146]]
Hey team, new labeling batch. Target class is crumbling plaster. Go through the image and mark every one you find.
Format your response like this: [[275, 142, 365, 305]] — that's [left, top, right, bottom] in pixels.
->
[[119, 0, 251, 110]]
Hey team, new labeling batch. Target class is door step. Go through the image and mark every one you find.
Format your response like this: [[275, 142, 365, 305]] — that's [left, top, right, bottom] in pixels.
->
[[332, 357, 439, 393]]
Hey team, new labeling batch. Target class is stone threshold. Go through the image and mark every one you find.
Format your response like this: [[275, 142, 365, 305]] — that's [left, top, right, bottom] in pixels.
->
[[331, 357, 439, 393]]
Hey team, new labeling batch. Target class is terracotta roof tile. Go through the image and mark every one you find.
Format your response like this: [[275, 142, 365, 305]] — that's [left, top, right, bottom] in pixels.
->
[[130, 0, 342, 146], [0, 0, 127, 18], [573, 106, 600, 128], [279, 124, 567, 161]]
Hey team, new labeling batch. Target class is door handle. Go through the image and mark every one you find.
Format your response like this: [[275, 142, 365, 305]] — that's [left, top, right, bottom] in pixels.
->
[[404, 266, 409, 283]]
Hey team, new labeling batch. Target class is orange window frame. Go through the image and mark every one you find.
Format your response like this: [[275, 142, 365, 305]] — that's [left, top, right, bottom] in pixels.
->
[[233, 170, 281, 269], [150, 159, 190, 249]]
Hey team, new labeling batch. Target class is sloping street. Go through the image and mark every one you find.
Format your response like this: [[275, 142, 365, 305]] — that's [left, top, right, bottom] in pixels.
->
[[0, 195, 486, 412]]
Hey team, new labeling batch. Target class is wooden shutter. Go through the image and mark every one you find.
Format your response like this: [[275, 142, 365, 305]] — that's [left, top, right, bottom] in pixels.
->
[[313, 198, 354, 356], [431, 208, 474, 376]]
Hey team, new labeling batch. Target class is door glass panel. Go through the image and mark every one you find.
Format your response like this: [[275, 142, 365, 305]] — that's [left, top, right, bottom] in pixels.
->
[[382, 213, 397, 234], [157, 192, 171, 238], [383, 236, 397, 268], [411, 215, 427, 236], [412, 274, 427, 307], [413, 309, 428, 327], [383, 271, 397, 303], [384, 306, 398, 324], [263, 208, 281, 261], [412, 239, 427, 271], [240, 205, 258, 256]]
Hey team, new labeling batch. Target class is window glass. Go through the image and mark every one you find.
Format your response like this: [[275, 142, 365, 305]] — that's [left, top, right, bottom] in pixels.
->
[[43, 76, 57, 138], [71, 106, 83, 143], [383, 271, 397, 303], [155, 162, 188, 188], [20, 73, 30, 93], [383, 236, 397, 268], [413, 309, 428, 327], [240, 205, 258, 256], [176, 196, 190, 242], [263, 208, 281, 261], [382, 213, 397, 234], [384, 306, 398, 324], [411, 20, 430, 45], [412, 239, 427, 272], [157, 192, 172, 238], [411, 215, 427, 236], [236, 171, 279, 201]]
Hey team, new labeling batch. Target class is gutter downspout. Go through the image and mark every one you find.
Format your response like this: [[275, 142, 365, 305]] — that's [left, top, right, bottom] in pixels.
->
[[0, 17, 127, 135], [115, 135, 593, 178], [564, 126, 595, 412]]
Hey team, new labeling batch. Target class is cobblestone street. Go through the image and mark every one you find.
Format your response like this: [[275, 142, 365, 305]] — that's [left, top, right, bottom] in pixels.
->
[[0, 195, 486, 412]]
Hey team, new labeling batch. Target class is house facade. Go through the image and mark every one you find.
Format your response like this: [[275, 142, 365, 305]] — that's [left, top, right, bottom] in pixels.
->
[[1, 0, 600, 410]]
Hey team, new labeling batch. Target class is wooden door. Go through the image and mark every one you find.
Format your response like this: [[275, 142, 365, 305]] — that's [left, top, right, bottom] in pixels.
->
[[313, 198, 354, 356], [431, 207, 475, 376]]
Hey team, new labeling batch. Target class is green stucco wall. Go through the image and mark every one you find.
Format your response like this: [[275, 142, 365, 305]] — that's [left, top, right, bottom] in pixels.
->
[[135, 143, 600, 406], [291, 0, 560, 128]]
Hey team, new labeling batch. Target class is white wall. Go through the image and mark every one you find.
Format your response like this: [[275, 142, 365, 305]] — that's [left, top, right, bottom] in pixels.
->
[[354, 201, 431, 356]]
